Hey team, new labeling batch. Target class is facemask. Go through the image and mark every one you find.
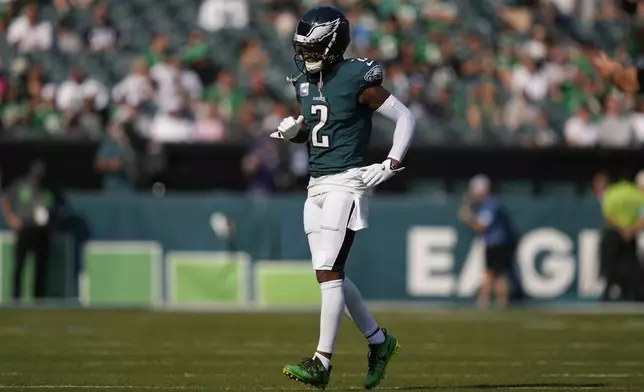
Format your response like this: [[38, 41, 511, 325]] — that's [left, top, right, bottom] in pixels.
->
[[305, 60, 323, 73]]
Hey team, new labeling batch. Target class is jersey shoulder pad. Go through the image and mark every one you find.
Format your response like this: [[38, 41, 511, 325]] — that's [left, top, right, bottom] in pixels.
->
[[346, 58, 384, 89]]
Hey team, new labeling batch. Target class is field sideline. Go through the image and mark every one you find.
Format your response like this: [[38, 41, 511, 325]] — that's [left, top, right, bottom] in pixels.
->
[[0, 308, 643, 391]]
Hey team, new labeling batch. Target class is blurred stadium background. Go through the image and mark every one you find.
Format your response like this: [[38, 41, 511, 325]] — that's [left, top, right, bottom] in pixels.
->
[[1, 0, 644, 390]]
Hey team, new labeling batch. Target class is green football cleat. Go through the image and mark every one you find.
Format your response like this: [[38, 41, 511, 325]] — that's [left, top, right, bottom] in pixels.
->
[[282, 357, 331, 389], [364, 329, 400, 389]]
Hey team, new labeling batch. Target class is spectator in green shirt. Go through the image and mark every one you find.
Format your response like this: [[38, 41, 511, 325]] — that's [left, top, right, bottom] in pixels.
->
[[32, 84, 62, 137], [203, 70, 245, 121], [182, 29, 219, 86], [600, 172, 644, 301], [1, 85, 30, 132], [144, 33, 169, 67]]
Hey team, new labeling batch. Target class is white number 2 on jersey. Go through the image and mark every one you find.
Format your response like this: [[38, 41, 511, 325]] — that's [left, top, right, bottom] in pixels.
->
[[311, 104, 330, 148]]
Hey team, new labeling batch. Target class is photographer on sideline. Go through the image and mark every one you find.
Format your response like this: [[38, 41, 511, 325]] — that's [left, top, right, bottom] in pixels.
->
[[459, 174, 518, 309]]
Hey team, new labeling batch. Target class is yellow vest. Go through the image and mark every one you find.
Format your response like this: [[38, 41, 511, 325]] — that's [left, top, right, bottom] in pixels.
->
[[602, 181, 644, 229]]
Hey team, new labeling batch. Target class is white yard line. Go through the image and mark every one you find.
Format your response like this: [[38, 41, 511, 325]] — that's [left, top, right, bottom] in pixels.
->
[[541, 373, 641, 378]]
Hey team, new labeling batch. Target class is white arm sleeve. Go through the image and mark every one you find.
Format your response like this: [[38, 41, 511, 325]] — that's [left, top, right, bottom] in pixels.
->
[[376, 94, 416, 162]]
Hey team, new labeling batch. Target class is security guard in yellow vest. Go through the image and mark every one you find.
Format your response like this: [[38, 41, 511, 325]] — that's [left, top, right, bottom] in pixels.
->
[[600, 171, 644, 301], [1, 162, 57, 301]]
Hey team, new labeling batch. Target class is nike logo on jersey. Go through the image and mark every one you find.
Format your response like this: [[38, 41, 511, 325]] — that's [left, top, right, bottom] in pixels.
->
[[353, 58, 374, 66]]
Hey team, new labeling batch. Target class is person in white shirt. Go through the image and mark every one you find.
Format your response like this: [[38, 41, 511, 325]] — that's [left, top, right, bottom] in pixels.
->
[[522, 25, 548, 61], [56, 68, 109, 117], [198, 0, 248, 31], [596, 95, 633, 147], [631, 98, 644, 145], [56, 18, 82, 53], [7, 2, 53, 53], [510, 55, 549, 102], [545, 46, 575, 90], [112, 58, 155, 108], [83, 3, 120, 52], [150, 54, 203, 112], [564, 105, 598, 147], [505, 55, 550, 130], [149, 98, 195, 143]]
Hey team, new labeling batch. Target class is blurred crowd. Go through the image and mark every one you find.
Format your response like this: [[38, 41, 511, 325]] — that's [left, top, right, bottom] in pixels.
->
[[0, 0, 288, 144], [1, 0, 644, 153]]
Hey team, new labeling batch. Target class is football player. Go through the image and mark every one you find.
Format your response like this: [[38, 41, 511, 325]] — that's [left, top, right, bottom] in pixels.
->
[[270, 6, 416, 390]]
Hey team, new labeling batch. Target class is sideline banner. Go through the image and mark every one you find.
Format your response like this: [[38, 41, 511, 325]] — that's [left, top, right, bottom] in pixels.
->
[[0, 194, 607, 303]]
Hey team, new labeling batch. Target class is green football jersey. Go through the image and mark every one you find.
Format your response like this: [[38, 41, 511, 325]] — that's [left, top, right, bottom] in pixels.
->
[[291, 58, 384, 177]]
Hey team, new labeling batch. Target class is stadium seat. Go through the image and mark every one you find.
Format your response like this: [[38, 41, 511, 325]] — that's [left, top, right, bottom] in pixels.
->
[[485, 125, 514, 146], [595, 21, 630, 52]]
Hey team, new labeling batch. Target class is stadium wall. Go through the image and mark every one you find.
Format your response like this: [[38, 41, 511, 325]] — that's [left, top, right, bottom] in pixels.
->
[[0, 193, 615, 307], [2, 141, 644, 192]]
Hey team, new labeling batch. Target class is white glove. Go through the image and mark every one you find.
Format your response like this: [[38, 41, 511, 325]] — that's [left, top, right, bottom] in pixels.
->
[[360, 159, 405, 187], [275, 115, 304, 139]]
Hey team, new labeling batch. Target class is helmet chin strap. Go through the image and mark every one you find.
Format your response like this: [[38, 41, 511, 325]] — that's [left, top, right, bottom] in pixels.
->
[[318, 68, 324, 96], [304, 60, 325, 94]]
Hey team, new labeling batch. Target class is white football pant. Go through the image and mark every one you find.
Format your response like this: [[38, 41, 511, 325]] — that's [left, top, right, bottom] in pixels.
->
[[304, 190, 368, 271]]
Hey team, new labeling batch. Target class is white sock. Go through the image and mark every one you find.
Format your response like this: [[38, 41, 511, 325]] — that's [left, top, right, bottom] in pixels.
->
[[316, 279, 345, 360], [314, 352, 331, 370], [344, 277, 385, 345]]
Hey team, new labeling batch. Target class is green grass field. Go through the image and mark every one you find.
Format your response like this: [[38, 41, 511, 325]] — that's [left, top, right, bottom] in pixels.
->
[[0, 309, 643, 391]]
